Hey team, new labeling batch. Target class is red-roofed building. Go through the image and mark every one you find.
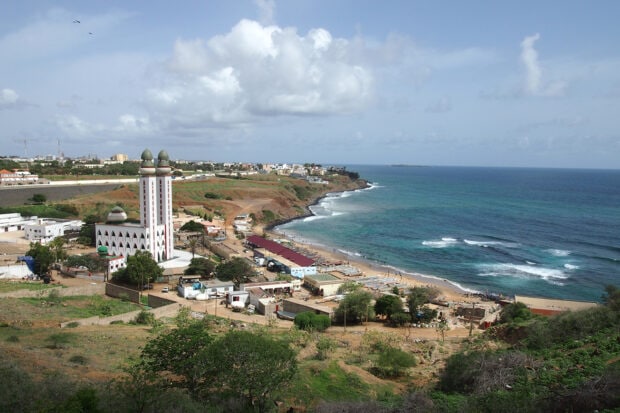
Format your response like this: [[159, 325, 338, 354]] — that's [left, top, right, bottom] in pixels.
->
[[246, 235, 317, 278]]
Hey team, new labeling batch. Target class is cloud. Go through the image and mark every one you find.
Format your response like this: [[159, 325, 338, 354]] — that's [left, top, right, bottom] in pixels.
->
[[145, 19, 374, 135], [0, 88, 20, 109], [520, 33, 567, 97]]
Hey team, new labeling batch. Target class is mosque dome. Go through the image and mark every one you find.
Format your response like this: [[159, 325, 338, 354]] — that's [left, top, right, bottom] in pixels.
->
[[106, 206, 127, 223], [139, 148, 156, 175], [97, 245, 108, 257], [156, 149, 172, 175]]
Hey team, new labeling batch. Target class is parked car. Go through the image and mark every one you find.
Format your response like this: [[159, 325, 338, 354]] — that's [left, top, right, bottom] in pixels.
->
[[142, 284, 153, 290], [161, 287, 169, 293]]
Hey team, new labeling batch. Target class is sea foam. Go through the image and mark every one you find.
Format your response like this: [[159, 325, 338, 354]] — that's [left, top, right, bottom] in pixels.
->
[[478, 263, 568, 280], [422, 237, 459, 248]]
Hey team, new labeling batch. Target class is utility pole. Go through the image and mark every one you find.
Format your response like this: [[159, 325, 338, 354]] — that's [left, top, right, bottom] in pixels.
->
[[469, 302, 476, 337], [343, 302, 347, 333]]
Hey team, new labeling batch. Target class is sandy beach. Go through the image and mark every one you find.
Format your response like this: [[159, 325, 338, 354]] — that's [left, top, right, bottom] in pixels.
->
[[261, 226, 479, 305]]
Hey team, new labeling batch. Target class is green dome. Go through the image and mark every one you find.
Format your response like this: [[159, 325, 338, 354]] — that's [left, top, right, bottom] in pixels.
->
[[140, 148, 155, 174], [141, 148, 153, 161], [97, 245, 108, 257], [157, 150, 169, 161], [157, 149, 172, 175]]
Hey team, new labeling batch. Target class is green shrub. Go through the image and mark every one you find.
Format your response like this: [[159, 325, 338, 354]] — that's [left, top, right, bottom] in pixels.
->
[[134, 310, 155, 325], [316, 337, 336, 360], [372, 347, 416, 378], [294, 311, 331, 332], [6, 335, 19, 343], [65, 322, 80, 328], [45, 332, 76, 349], [68, 355, 88, 365]]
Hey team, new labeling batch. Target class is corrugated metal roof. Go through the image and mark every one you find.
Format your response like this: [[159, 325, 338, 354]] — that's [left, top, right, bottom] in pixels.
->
[[247, 235, 315, 267]]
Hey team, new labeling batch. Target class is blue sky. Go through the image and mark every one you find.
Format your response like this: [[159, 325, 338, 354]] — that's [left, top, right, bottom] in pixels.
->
[[1, 1, 619, 168]]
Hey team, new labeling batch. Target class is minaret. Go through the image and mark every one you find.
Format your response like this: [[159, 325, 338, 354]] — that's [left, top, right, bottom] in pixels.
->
[[156, 150, 174, 260], [139, 149, 158, 259]]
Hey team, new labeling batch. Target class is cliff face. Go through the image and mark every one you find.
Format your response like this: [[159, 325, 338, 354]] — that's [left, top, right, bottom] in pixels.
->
[[55, 173, 368, 227]]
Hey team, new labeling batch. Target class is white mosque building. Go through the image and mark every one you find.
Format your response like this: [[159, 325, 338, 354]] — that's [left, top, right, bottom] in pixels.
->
[[95, 149, 174, 263]]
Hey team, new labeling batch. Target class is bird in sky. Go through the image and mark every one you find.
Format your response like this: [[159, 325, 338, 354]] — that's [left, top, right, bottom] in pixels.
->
[[73, 19, 80, 23]]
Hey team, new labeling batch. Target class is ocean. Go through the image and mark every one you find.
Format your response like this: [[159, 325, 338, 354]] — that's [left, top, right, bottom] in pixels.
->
[[276, 166, 620, 303]]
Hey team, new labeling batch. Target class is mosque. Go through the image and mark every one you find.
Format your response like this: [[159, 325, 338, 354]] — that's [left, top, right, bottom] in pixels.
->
[[95, 149, 174, 264]]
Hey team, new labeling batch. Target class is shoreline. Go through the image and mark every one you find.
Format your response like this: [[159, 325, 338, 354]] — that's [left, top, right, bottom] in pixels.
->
[[263, 184, 483, 304]]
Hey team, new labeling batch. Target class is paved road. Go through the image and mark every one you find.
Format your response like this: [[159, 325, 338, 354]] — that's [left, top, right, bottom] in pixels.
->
[[0, 182, 126, 207]]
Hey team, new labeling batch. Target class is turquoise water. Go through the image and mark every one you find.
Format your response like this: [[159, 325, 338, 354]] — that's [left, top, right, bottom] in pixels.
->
[[277, 166, 620, 302]]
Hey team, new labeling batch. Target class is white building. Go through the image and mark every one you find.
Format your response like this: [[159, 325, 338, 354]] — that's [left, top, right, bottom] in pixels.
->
[[0, 213, 34, 232], [95, 149, 174, 262], [24, 218, 83, 244]]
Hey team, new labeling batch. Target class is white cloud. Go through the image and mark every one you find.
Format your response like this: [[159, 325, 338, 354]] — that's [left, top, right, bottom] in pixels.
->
[[520, 33, 567, 97], [146, 19, 374, 134], [0, 88, 20, 108], [521, 33, 541, 94]]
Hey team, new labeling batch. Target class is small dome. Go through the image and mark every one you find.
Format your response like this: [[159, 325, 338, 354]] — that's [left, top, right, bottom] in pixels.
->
[[141, 148, 153, 161], [157, 149, 172, 175], [107, 206, 127, 223], [140, 148, 155, 175], [157, 150, 169, 162], [97, 245, 108, 257]]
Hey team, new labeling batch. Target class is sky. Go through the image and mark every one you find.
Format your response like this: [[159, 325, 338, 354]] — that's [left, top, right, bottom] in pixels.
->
[[1, 1, 619, 168]]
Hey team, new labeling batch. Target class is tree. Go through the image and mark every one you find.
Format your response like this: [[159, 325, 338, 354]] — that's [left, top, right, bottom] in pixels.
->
[[78, 214, 100, 246], [436, 319, 449, 343], [372, 346, 416, 378], [499, 302, 533, 324], [334, 290, 374, 325], [602, 285, 620, 312], [205, 330, 297, 412], [112, 251, 162, 286], [30, 193, 46, 204], [337, 281, 361, 294], [215, 257, 255, 286], [374, 295, 404, 320], [184, 257, 215, 278], [48, 237, 67, 264], [407, 286, 439, 322], [140, 320, 213, 393], [187, 237, 202, 259], [179, 220, 205, 232], [25, 242, 54, 275]]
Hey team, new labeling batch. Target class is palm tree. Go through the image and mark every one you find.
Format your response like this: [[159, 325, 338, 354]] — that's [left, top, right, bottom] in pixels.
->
[[188, 237, 198, 259]]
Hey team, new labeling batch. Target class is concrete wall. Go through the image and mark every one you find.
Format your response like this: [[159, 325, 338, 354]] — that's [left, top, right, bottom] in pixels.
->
[[105, 283, 140, 303], [148, 294, 177, 308], [59, 302, 184, 328]]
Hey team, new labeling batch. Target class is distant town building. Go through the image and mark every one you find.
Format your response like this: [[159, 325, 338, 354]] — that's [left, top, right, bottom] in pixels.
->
[[0, 169, 39, 185], [111, 153, 129, 162], [95, 149, 174, 262]]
